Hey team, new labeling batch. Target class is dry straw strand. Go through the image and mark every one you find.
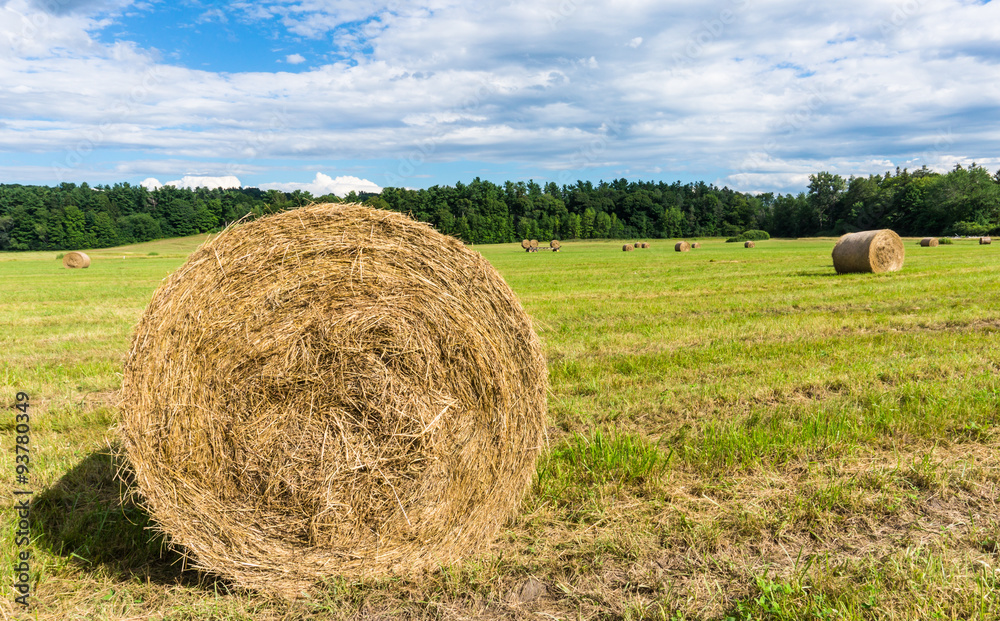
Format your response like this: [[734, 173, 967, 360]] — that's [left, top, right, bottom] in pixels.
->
[[674, 241, 690, 252], [63, 251, 90, 268], [920, 237, 939, 247], [118, 203, 548, 597], [831, 229, 905, 274]]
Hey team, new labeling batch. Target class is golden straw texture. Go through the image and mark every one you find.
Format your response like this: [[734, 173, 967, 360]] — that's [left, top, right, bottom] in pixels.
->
[[119, 203, 548, 596], [744, 241, 755, 248], [63, 251, 90, 268], [674, 241, 690, 252], [981, 237, 992, 245], [622, 244, 634, 252], [920, 237, 939, 247], [831, 229, 905, 274]]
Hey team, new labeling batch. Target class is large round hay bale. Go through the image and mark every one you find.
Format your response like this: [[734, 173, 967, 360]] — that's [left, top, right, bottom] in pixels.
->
[[550, 239, 561, 251], [744, 241, 755, 248], [691, 242, 701, 249], [981, 237, 992, 245], [529, 239, 539, 249], [831, 229, 905, 274], [920, 237, 939, 247], [674, 241, 690, 252], [623, 244, 634, 252], [119, 203, 548, 596], [63, 251, 90, 268], [521, 239, 530, 249]]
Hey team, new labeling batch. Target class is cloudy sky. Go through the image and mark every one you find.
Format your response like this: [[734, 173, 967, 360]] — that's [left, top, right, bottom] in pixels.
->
[[1, 0, 997, 195]]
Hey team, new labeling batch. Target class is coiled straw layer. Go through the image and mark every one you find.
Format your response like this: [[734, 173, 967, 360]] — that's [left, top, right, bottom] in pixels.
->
[[119, 203, 548, 596], [63, 251, 90, 268], [832, 229, 905, 274]]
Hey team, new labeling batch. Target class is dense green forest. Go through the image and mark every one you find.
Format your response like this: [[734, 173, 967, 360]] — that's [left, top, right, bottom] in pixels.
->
[[2, 164, 998, 251]]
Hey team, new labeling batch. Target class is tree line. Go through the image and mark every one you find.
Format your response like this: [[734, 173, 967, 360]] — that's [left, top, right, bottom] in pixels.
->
[[2, 164, 998, 251]]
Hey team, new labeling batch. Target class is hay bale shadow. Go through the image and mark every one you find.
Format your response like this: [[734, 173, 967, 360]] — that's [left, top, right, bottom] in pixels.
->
[[32, 449, 227, 590], [794, 269, 839, 277]]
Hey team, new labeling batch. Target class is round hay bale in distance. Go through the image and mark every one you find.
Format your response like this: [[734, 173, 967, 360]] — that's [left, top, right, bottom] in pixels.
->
[[691, 242, 701, 249], [674, 241, 691, 252], [529, 239, 539, 249], [744, 241, 755, 248], [920, 237, 939, 247], [831, 229, 905, 274], [521, 239, 530, 249], [119, 203, 548, 596], [63, 251, 90, 269], [981, 237, 992, 245], [641, 243, 650, 248], [623, 244, 634, 252], [550, 239, 561, 251]]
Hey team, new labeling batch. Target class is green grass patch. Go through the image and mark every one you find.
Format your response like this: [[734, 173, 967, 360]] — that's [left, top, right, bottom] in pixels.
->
[[540, 428, 669, 487]]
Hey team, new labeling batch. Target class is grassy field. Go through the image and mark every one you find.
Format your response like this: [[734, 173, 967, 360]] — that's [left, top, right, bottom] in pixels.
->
[[2, 234, 999, 620]]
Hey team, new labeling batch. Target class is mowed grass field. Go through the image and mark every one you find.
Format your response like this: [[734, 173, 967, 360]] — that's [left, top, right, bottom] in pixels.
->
[[2, 234, 999, 620]]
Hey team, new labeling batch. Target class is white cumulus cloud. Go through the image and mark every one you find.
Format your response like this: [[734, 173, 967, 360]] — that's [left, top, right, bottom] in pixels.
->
[[285, 53, 305, 64], [259, 172, 382, 197], [163, 175, 242, 190]]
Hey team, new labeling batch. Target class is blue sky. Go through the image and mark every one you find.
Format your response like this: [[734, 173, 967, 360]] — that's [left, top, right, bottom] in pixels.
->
[[1, 0, 998, 195]]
